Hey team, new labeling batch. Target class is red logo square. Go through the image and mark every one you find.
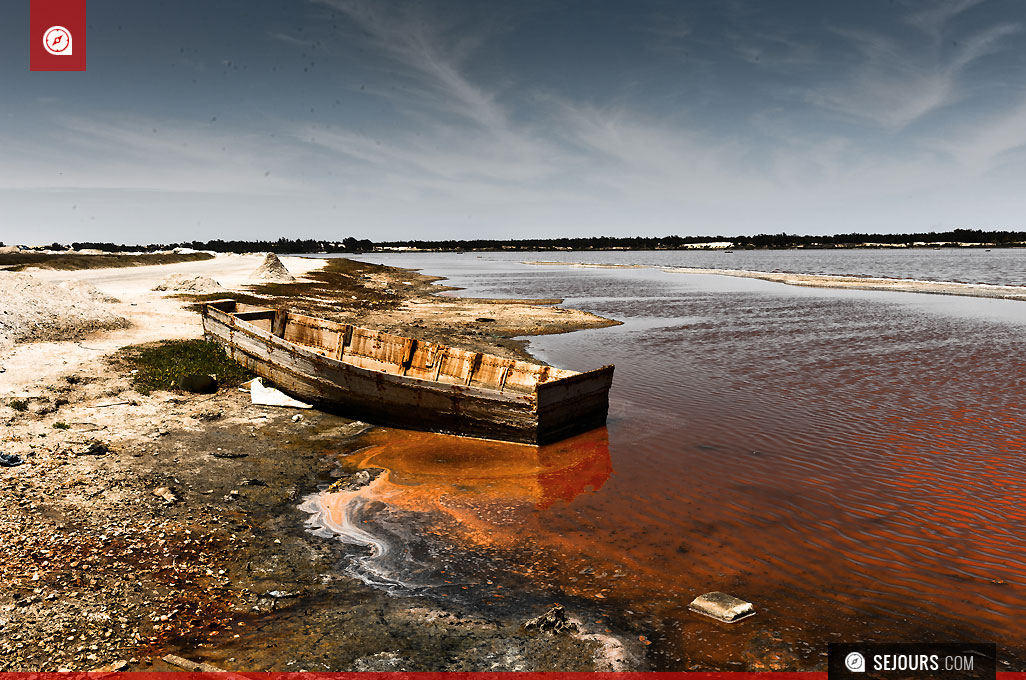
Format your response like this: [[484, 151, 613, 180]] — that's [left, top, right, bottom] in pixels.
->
[[30, 0, 87, 71]]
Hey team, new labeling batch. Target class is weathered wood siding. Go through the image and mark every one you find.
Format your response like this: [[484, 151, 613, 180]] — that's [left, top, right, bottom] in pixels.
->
[[536, 365, 615, 444], [204, 309, 540, 442], [201, 302, 614, 444]]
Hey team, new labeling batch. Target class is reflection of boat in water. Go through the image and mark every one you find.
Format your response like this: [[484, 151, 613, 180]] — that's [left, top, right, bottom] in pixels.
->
[[352, 426, 613, 509], [202, 300, 613, 444], [299, 426, 614, 589]]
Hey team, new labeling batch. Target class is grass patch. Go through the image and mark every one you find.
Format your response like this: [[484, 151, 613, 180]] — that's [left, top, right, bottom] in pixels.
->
[[9, 399, 28, 412], [117, 339, 254, 395], [1, 252, 213, 271], [53, 421, 70, 430]]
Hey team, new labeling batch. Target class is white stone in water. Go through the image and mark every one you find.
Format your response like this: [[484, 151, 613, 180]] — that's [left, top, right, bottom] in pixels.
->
[[688, 591, 755, 622]]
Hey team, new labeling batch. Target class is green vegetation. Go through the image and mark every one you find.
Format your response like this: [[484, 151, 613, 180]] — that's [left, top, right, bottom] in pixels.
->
[[0, 252, 214, 271], [53, 422, 70, 430], [9, 399, 28, 412], [117, 339, 254, 395]]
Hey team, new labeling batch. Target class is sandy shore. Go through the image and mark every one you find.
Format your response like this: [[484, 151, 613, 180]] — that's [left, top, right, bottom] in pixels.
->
[[526, 260, 1026, 301], [0, 255, 325, 396], [661, 266, 1026, 300], [0, 254, 632, 672]]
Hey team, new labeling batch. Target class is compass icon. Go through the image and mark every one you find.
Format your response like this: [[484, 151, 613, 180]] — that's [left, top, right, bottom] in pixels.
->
[[43, 26, 73, 56]]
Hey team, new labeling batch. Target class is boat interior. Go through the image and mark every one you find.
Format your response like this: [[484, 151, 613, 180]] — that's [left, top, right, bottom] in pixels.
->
[[209, 301, 578, 394]]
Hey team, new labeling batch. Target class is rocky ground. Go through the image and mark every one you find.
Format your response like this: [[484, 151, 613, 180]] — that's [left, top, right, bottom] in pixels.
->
[[0, 254, 638, 671], [0, 367, 636, 671]]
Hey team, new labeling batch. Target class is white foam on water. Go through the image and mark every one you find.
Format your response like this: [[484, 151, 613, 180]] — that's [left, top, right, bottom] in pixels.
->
[[297, 474, 440, 593]]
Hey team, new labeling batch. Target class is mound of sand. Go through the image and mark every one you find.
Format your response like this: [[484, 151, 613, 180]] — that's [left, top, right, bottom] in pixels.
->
[[152, 273, 224, 294], [57, 279, 121, 303], [0, 273, 130, 358], [248, 252, 296, 283]]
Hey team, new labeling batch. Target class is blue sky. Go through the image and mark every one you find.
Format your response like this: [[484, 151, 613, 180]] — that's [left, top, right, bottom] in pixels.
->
[[2, 0, 1026, 243]]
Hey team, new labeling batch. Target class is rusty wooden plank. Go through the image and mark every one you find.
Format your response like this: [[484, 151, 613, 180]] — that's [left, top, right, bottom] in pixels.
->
[[399, 337, 416, 376], [210, 323, 538, 441], [234, 310, 275, 321], [272, 308, 288, 337], [536, 365, 615, 408], [203, 302, 611, 444], [211, 314, 531, 405], [464, 352, 482, 386]]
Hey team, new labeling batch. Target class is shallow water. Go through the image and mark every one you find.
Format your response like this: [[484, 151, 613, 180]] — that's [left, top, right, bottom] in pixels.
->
[[305, 254, 1026, 669]]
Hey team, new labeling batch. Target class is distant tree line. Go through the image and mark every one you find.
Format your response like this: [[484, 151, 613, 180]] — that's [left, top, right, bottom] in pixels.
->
[[378, 228, 1026, 250], [731, 228, 1026, 249], [377, 235, 732, 250], [56, 237, 375, 253], [16, 228, 1026, 254]]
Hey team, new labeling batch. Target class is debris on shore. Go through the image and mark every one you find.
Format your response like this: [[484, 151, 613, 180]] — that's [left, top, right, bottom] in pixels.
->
[[688, 592, 756, 623], [176, 374, 218, 394], [524, 604, 578, 634], [248, 378, 311, 408]]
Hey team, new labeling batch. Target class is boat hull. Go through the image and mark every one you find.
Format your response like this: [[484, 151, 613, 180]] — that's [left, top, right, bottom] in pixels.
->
[[202, 302, 613, 444]]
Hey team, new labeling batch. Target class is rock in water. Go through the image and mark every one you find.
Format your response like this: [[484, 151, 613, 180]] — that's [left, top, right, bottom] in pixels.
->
[[249, 253, 296, 283], [177, 374, 218, 394], [688, 591, 756, 623]]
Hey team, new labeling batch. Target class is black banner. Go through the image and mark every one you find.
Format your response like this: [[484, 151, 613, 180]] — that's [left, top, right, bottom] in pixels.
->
[[829, 643, 996, 680]]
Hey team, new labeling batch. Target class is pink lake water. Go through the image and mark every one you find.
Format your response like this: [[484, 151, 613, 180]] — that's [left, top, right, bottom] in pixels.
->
[[304, 255, 1026, 670]]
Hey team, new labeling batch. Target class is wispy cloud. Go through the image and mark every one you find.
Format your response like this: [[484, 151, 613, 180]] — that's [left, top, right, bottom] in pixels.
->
[[807, 3, 1019, 130], [929, 94, 1026, 173], [905, 0, 983, 37], [315, 0, 511, 134], [7, 0, 1026, 242], [0, 115, 304, 194], [267, 31, 315, 47]]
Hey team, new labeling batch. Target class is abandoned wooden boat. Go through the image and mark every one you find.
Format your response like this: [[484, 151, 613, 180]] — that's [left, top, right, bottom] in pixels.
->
[[202, 300, 614, 444]]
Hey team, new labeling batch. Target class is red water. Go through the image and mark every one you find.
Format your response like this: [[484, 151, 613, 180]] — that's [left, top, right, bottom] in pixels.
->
[[307, 269, 1026, 669]]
